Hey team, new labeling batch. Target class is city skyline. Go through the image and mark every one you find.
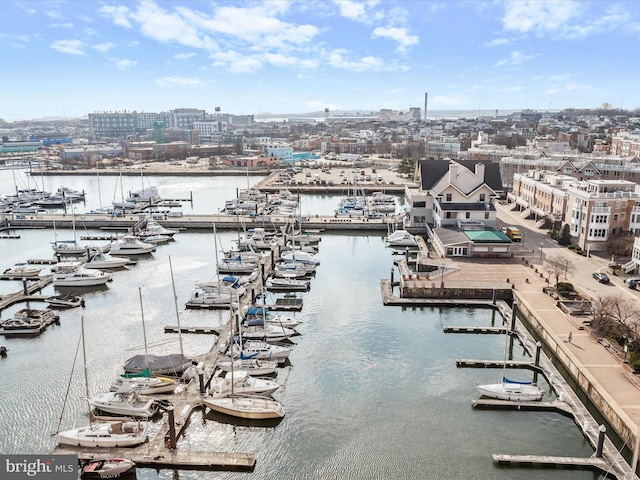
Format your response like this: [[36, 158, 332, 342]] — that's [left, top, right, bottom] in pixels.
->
[[1, 0, 639, 121]]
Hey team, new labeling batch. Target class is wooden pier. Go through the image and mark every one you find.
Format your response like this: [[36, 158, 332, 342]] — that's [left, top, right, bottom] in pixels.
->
[[164, 325, 220, 335], [450, 300, 637, 479], [472, 398, 572, 415], [0, 275, 53, 310], [493, 454, 612, 475], [443, 325, 506, 334], [456, 359, 537, 370]]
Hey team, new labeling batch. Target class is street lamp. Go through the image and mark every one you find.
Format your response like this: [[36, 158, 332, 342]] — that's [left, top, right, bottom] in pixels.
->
[[539, 242, 544, 261]]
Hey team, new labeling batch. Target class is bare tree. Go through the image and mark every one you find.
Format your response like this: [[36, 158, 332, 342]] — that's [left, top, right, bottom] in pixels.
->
[[591, 294, 640, 344], [544, 255, 575, 286]]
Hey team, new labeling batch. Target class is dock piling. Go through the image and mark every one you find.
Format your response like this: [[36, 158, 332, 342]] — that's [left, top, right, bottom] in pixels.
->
[[596, 425, 606, 458], [197, 361, 205, 394], [22, 278, 28, 295], [510, 301, 518, 332], [167, 406, 177, 450], [492, 286, 497, 305], [535, 341, 541, 366]]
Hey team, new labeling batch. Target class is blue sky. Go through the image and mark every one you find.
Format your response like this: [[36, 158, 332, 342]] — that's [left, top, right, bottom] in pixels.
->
[[1, 0, 639, 120]]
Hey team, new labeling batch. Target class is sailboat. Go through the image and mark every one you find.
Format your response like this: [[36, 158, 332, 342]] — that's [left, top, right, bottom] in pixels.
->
[[203, 292, 285, 420], [56, 317, 148, 447], [476, 333, 544, 402], [51, 214, 93, 256], [122, 287, 192, 376]]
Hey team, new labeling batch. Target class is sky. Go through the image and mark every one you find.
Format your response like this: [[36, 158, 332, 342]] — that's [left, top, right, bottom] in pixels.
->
[[1, 0, 640, 120]]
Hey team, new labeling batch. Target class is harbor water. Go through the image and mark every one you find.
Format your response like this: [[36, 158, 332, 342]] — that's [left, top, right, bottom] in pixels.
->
[[0, 170, 605, 479]]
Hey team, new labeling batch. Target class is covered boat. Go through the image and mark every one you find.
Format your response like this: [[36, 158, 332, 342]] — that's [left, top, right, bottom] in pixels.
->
[[57, 420, 147, 448], [122, 354, 193, 376]]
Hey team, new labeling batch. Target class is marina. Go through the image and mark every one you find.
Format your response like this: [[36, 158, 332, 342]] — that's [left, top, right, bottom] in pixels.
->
[[0, 169, 638, 479]]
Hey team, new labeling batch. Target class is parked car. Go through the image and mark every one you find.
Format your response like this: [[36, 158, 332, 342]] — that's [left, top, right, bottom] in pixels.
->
[[625, 277, 640, 289], [592, 272, 610, 284]]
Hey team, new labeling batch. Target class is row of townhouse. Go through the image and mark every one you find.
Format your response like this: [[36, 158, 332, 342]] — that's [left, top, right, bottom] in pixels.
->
[[509, 171, 640, 252]]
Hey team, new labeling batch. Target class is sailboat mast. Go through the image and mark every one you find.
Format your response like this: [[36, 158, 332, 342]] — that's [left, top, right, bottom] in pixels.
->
[[81, 316, 90, 414], [138, 288, 150, 366], [168, 255, 184, 356]]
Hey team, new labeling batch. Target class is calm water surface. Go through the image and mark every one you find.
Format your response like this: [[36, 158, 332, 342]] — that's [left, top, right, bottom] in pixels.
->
[[0, 170, 602, 479]]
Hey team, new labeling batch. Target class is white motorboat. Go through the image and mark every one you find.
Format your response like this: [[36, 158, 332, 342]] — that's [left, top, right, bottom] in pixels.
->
[[57, 420, 148, 448], [142, 234, 171, 244], [208, 371, 280, 398], [90, 391, 160, 418], [203, 396, 285, 420], [110, 375, 178, 395], [280, 251, 320, 265], [186, 289, 238, 308], [274, 261, 317, 275], [109, 235, 156, 255], [53, 266, 112, 287], [245, 307, 302, 329], [196, 276, 247, 297], [266, 275, 310, 291], [3, 262, 41, 278], [216, 358, 278, 376], [230, 339, 293, 360], [137, 218, 178, 237], [46, 294, 85, 308], [385, 229, 418, 247], [79, 457, 135, 479], [84, 251, 131, 269]]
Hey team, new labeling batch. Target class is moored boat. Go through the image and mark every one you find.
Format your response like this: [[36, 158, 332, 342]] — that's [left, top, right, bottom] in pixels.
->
[[3, 262, 41, 278], [79, 457, 135, 479], [203, 395, 285, 420]]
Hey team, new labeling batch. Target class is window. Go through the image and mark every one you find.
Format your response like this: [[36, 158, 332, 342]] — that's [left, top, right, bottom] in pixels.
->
[[479, 194, 486, 202], [446, 193, 452, 202], [484, 212, 490, 219], [445, 212, 452, 219], [465, 212, 470, 219]]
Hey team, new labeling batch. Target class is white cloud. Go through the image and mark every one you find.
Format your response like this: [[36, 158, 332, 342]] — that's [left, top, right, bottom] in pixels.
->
[[51, 23, 74, 29], [99, 5, 132, 28], [115, 59, 138, 70], [495, 50, 537, 67], [502, 86, 522, 92], [174, 53, 196, 60], [211, 51, 263, 73], [485, 38, 509, 47], [327, 49, 385, 72], [47, 10, 63, 19], [155, 76, 204, 86], [333, 0, 368, 20], [50, 39, 85, 56], [372, 26, 418, 52], [501, 0, 580, 34], [93, 42, 115, 53]]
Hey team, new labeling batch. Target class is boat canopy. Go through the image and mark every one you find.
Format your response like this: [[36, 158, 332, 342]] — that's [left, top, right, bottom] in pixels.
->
[[123, 354, 192, 374], [246, 307, 268, 316]]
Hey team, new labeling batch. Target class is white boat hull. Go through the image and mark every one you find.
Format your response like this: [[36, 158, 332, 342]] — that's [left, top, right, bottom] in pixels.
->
[[57, 421, 147, 448], [203, 396, 285, 419], [477, 382, 544, 401]]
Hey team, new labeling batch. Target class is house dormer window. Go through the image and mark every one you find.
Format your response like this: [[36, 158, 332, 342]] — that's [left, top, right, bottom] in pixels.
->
[[446, 193, 452, 202], [479, 194, 485, 202]]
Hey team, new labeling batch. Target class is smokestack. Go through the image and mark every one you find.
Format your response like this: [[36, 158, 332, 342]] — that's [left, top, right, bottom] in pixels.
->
[[424, 93, 428, 121]]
